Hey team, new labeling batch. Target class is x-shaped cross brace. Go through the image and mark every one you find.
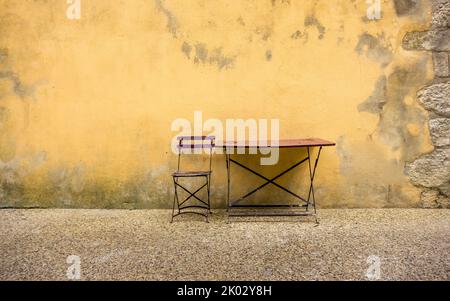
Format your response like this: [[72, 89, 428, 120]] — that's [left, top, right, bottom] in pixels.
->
[[230, 157, 309, 206], [171, 176, 211, 222], [174, 181, 209, 208], [225, 146, 323, 222]]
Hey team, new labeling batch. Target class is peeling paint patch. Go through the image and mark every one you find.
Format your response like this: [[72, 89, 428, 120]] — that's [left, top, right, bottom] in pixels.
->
[[372, 59, 429, 161], [0, 107, 8, 125], [0, 48, 38, 100], [236, 16, 245, 26], [304, 15, 326, 40], [271, 0, 291, 6], [358, 76, 387, 114], [0, 48, 8, 63], [155, 1, 236, 70], [209, 48, 235, 70], [394, 0, 418, 16], [291, 30, 308, 43], [265, 50, 272, 61], [194, 43, 208, 64], [255, 26, 272, 41], [188, 43, 235, 70], [355, 33, 393, 68], [181, 41, 192, 59], [154, 0, 179, 38], [0, 71, 36, 99]]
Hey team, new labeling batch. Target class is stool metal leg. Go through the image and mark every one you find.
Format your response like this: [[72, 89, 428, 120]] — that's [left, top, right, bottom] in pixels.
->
[[207, 175, 212, 214], [226, 154, 231, 224], [171, 177, 180, 223], [206, 175, 210, 222]]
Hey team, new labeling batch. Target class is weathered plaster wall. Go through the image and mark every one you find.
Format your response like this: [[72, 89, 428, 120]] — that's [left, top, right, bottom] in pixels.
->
[[0, 0, 447, 208]]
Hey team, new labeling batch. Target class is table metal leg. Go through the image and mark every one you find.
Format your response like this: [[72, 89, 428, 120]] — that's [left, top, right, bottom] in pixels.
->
[[307, 146, 322, 224], [226, 154, 230, 212]]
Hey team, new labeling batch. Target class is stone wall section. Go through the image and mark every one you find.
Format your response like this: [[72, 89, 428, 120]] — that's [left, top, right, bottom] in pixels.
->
[[403, 0, 450, 208]]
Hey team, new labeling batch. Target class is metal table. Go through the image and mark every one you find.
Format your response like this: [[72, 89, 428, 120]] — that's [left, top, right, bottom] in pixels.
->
[[218, 138, 335, 223]]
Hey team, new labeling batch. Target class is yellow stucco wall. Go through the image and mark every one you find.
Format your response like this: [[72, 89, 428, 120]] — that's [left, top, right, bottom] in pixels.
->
[[0, 0, 434, 208]]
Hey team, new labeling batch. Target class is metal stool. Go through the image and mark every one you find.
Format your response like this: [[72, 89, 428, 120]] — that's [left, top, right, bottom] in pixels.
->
[[171, 136, 214, 223]]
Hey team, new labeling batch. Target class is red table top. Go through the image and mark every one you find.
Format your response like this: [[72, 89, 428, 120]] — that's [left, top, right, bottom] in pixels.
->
[[216, 138, 335, 148]]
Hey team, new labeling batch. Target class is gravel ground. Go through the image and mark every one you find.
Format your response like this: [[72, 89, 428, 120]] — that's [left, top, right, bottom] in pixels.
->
[[0, 209, 449, 280]]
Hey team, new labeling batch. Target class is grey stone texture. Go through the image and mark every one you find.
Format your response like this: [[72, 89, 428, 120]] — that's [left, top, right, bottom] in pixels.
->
[[432, 52, 450, 77], [421, 189, 441, 208], [439, 181, 450, 197], [417, 82, 450, 117], [402, 29, 450, 51], [406, 148, 450, 188], [421, 189, 450, 208], [429, 118, 450, 146], [431, 0, 450, 28]]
